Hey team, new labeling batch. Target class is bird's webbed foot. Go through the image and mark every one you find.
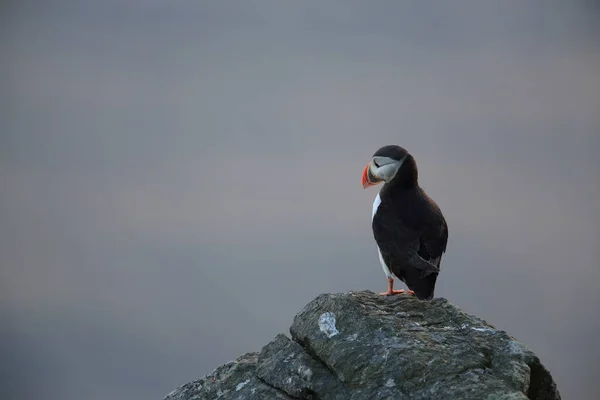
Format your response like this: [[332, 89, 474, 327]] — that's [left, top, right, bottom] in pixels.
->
[[379, 278, 415, 296]]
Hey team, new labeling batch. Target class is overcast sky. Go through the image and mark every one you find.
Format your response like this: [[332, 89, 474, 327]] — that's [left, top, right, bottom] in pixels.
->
[[2, 1, 599, 399]]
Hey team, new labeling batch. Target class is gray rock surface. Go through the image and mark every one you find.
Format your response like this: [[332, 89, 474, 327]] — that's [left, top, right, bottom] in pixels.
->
[[163, 291, 561, 400]]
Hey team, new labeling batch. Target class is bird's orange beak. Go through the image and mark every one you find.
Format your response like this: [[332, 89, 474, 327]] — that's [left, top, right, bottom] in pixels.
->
[[362, 163, 382, 189]]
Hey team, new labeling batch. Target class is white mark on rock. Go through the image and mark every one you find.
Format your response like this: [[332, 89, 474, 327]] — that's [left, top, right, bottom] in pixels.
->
[[460, 324, 496, 333], [251, 388, 256, 394], [286, 377, 292, 384], [345, 333, 358, 342], [318, 312, 339, 338], [235, 379, 250, 391], [507, 340, 525, 356], [472, 327, 495, 333], [385, 378, 396, 387], [298, 365, 313, 380], [382, 348, 390, 363]]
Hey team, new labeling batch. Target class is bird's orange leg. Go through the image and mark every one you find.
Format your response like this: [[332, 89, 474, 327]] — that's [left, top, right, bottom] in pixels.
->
[[380, 278, 415, 296]]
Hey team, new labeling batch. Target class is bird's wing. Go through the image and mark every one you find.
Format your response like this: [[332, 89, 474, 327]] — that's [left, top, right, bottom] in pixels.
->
[[373, 211, 440, 276], [419, 217, 448, 267]]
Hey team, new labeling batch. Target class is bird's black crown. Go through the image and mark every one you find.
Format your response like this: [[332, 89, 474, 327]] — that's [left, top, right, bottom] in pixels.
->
[[373, 145, 409, 161]]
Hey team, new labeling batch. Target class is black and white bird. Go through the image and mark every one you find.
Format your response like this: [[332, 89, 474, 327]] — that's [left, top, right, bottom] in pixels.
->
[[361, 145, 448, 300]]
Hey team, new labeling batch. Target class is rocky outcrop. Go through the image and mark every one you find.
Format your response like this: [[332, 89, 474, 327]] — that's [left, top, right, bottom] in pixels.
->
[[163, 291, 561, 400]]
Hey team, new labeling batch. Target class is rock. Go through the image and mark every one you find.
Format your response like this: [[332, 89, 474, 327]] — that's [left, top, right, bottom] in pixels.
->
[[163, 291, 561, 400], [163, 352, 292, 400]]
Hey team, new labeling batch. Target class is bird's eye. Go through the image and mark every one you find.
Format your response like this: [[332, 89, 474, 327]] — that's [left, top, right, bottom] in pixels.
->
[[373, 160, 380, 168]]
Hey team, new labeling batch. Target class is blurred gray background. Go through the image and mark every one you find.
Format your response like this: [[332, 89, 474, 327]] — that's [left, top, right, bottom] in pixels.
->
[[2, 1, 599, 399]]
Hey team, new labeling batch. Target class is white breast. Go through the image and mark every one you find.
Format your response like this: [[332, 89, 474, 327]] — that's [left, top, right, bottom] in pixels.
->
[[372, 193, 393, 279], [372, 193, 381, 221]]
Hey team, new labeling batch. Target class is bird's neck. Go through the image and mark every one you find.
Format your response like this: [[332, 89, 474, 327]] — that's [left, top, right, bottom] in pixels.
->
[[385, 155, 419, 191]]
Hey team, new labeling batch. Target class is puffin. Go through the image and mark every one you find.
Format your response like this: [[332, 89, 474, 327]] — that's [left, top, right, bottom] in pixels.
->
[[361, 145, 448, 300]]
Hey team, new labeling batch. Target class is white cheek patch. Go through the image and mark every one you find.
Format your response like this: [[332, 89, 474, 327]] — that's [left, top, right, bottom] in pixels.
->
[[375, 163, 399, 181], [371, 155, 405, 182]]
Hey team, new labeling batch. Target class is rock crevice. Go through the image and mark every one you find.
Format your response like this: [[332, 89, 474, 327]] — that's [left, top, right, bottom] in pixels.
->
[[164, 291, 561, 400]]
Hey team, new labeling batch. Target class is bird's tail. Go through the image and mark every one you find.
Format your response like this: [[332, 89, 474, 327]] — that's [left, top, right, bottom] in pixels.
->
[[408, 271, 439, 300]]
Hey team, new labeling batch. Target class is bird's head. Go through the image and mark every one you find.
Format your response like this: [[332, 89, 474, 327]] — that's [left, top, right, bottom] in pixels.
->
[[361, 145, 416, 189]]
